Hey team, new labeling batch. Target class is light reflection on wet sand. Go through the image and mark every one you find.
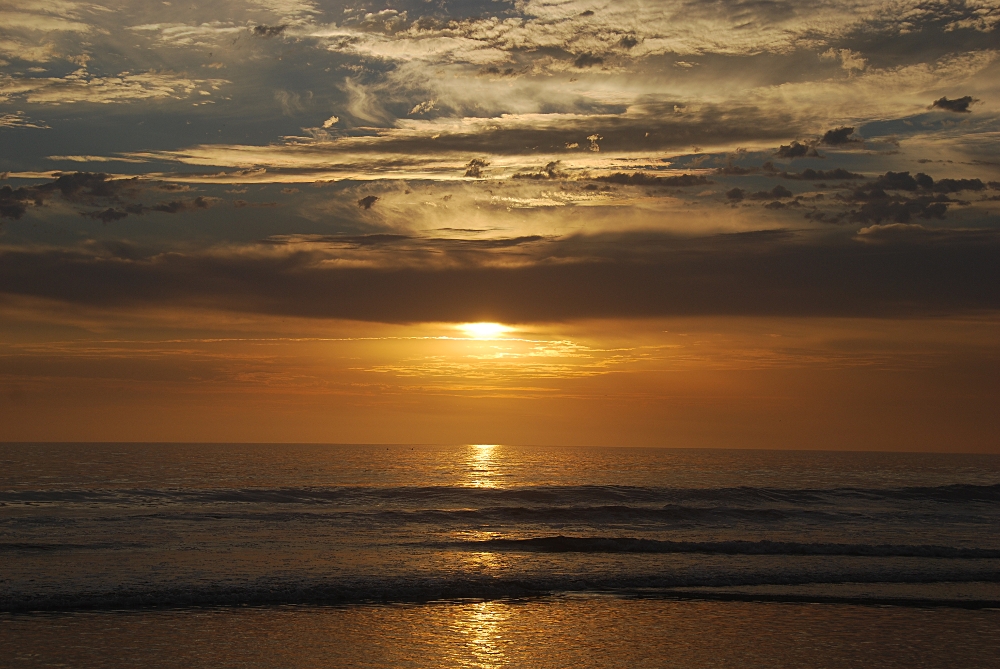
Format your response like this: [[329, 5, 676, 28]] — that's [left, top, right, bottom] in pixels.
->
[[4, 598, 998, 669]]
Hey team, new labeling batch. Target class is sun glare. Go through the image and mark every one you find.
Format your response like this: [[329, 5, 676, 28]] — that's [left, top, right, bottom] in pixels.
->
[[457, 322, 512, 339]]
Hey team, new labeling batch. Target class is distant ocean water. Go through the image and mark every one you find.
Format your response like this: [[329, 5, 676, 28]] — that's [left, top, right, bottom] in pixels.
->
[[2, 444, 999, 667]]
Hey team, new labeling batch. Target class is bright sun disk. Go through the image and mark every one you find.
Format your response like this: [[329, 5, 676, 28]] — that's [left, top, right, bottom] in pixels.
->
[[457, 322, 512, 338]]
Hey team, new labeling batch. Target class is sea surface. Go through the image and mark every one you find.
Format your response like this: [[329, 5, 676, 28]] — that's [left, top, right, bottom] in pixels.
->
[[1, 443, 999, 667]]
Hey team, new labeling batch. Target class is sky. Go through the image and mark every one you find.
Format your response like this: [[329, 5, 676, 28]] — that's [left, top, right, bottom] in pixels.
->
[[1, 0, 999, 450]]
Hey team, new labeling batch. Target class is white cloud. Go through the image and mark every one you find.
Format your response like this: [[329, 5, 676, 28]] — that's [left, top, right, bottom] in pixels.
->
[[0, 68, 229, 104], [0, 111, 49, 128], [129, 21, 245, 47]]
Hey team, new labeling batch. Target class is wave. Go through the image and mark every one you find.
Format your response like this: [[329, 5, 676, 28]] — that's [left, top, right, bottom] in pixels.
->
[[5, 573, 1000, 613], [452, 536, 1000, 559], [3, 483, 999, 506]]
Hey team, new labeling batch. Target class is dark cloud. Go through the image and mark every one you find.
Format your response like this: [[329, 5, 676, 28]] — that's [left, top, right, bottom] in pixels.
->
[[820, 127, 861, 146], [464, 158, 490, 178], [1, 173, 136, 220], [149, 197, 215, 214], [856, 223, 1000, 243], [1, 230, 997, 322], [726, 188, 746, 201], [251, 25, 286, 38], [0, 173, 216, 221], [513, 161, 565, 180], [0, 185, 42, 220], [478, 66, 519, 77], [264, 233, 547, 252], [313, 104, 801, 157], [748, 185, 793, 200], [82, 208, 128, 223], [931, 96, 976, 113], [782, 168, 864, 180], [871, 171, 921, 191], [774, 141, 819, 159], [868, 171, 984, 193], [358, 195, 379, 209], [716, 164, 757, 176], [36, 172, 140, 202], [594, 173, 712, 187], [79, 197, 216, 219], [850, 198, 951, 224], [573, 53, 604, 68], [932, 178, 985, 193], [787, 171, 993, 225]]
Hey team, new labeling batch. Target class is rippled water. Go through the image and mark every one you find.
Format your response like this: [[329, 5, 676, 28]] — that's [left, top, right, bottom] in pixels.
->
[[2, 444, 999, 666]]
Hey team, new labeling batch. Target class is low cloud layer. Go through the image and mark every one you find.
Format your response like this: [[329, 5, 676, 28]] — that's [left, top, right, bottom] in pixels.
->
[[1, 226, 997, 322]]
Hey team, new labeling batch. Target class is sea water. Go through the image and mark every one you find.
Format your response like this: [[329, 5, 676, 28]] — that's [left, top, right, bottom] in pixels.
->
[[1, 444, 998, 667]]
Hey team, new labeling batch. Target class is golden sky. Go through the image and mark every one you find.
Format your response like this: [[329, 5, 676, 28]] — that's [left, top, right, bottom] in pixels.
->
[[1, 0, 999, 449]]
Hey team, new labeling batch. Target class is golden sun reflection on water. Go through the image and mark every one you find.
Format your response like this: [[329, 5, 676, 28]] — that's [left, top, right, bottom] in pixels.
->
[[465, 444, 504, 488]]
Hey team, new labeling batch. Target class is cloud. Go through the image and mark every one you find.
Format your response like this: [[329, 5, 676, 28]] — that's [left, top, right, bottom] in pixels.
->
[[0, 38, 59, 63], [357, 195, 379, 209], [0, 69, 228, 105], [774, 141, 820, 159], [129, 21, 245, 47], [0, 227, 997, 322], [275, 89, 312, 115], [0, 184, 41, 220], [931, 95, 977, 113], [820, 127, 860, 146], [747, 185, 794, 200], [148, 197, 216, 213], [0, 173, 218, 221], [342, 77, 392, 125], [0, 112, 49, 129], [123, 103, 806, 180], [81, 207, 128, 223], [820, 48, 867, 73], [594, 173, 713, 187], [573, 53, 603, 68], [464, 158, 490, 178], [252, 25, 286, 38], [780, 168, 864, 180]]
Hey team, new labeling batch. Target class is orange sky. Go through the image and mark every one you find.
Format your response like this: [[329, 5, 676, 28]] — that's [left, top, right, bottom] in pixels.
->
[[2, 1, 1000, 449], [2, 300, 996, 450]]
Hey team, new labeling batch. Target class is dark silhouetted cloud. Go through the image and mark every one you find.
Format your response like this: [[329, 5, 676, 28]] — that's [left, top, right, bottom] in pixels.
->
[[82, 208, 128, 223], [820, 127, 860, 146], [0, 185, 41, 220], [931, 96, 976, 113], [748, 185, 794, 200], [1, 229, 997, 322], [782, 168, 864, 180], [775, 141, 820, 159], [513, 161, 566, 180], [464, 158, 490, 178], [573, 53, 604, 68], [252, 25, 286, 38], [595, 173, 712, 187]]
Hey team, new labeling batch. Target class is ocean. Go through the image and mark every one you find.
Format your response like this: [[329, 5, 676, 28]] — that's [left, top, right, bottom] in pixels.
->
[[2, 443, 998, 667]]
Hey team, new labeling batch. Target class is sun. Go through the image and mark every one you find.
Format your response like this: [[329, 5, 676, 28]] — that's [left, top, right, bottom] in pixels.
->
[[457, 322, 512, 339]]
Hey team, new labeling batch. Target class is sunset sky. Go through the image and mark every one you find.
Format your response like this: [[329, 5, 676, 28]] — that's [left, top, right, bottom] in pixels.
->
[[1, 0, 998, 449]]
